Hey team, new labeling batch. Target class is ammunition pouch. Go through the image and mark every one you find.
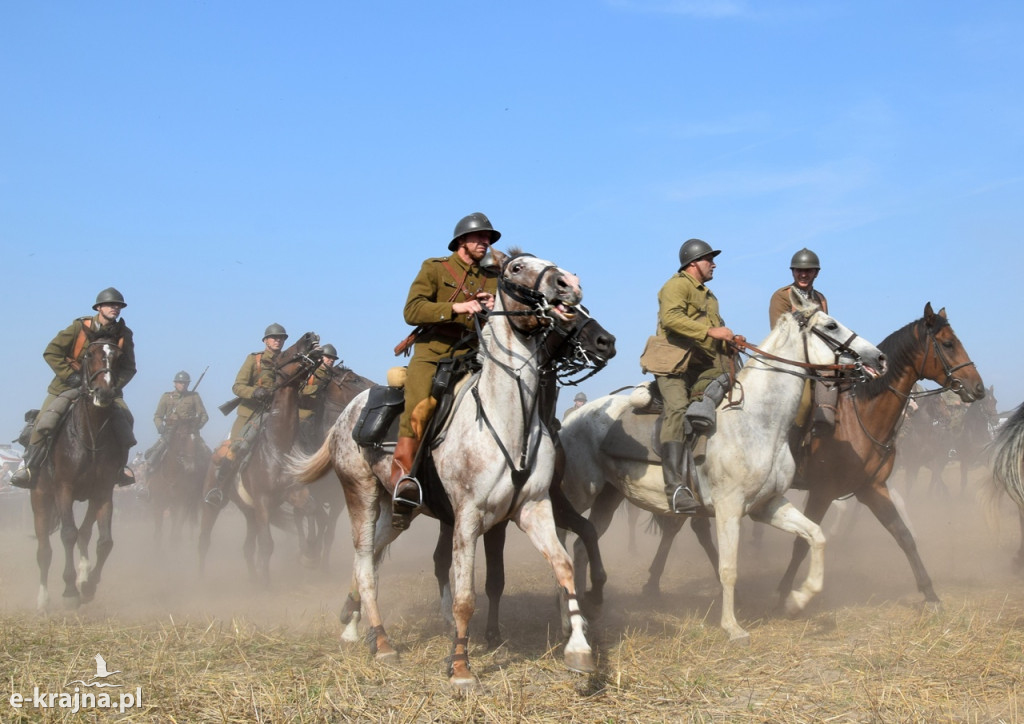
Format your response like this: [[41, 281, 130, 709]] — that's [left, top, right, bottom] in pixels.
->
[[17, 410, 39, 447], [352, 386, 405, 446], [430, 357, 459, 400]]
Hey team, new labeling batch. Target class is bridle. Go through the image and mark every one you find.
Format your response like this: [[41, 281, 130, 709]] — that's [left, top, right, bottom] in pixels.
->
[[82, 339, 122, 398], [908, 321, 978, 401]]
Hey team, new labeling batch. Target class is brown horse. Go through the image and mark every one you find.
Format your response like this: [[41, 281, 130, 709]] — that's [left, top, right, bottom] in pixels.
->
[[198, 332, 322, 587], [297, 363, 376, 571], [777, 303, 985, 607], [31, 320, 133, 610], [148, 425, 211, 549]]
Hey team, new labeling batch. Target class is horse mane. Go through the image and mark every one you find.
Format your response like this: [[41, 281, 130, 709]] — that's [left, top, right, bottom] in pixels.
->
[[857, 314, 950, 399]]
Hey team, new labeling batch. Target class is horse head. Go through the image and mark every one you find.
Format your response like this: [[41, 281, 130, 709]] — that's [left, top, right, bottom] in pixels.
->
[[542, 306, 618, 385], [81, 319, 126, 407], [787, 290, 886, 379], [489, 249, 583, 337], [274, 332, 322, 389], [919, 303, 986, 402]]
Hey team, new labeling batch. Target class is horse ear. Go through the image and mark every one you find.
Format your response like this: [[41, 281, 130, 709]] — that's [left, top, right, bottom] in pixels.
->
[[923, 302, 935, 324], [788, 287, 819, 314]]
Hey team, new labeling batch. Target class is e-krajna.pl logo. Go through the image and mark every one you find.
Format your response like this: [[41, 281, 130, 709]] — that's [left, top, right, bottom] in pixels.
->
[[8, 654, 143, 714]]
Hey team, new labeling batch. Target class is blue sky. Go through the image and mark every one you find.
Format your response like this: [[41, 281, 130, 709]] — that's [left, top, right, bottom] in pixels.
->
[[3, 1, 1022, 448]]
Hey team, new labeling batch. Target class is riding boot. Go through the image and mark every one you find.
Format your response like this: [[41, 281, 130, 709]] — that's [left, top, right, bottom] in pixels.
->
[[10, 443, 46, 489], [205, 444, 236, 508], [390, 436, 422, 531], [662, 440, 700, 515]]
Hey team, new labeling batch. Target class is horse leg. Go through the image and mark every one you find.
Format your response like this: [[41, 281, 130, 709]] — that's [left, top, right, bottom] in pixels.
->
[[572, 482, 622, 597], [320, 501, 342, 572], [551, 484, 606, 610], [482, 522, 507, 650], [56, 490, 81, 607], [344, 484, 396, 660], [448, 513, 481, 689], [626, 503, 640, 556], [76, 503, 97, 593], [752, 497, 826, 618], [81, 497, 114, 603], [856, 481, 940, 607], [241, 509, 259, 585], [433, 522, 456, 634], [713, 502, 747, 644], [642, 515, 685, 596], [31, 491, 54, 611], [690, 516, 720, 577], [197, 468, 223, 578], [516, 498, 595, 676], [1015, 510, 1024, 573], [777, 488, 834, 600]]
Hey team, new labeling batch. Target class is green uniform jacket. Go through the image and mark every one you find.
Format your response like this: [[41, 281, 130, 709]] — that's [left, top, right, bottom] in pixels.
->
[[404, 253, 499, 363], [299, 365, 333, 420], [768, 285, 829, 329], [43, 315, 137, 397], [153, 390, 209, 433], [656, 271, 728, 361], [232, 349, 279, 421]]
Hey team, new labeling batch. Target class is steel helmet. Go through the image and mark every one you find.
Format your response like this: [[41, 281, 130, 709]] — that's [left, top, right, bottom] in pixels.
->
[[263, 323, 288, 340], [321, 343, 338, 359], [448, 212, 502, 252], [173, 371, 191, 385], [677, 239, 721, 270], [93, 287, 127, 310], [790, 248, 821, 270], [573, 392, 588, 403]]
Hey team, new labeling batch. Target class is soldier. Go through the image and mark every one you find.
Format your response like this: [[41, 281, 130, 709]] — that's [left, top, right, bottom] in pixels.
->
[[299, 343, 339, 423], [147, 370, 209, 463], [768, 248, 829, 328], [205, 323, 287, 507], [650, 239, 742, 514], [390, 212, 500, 529], [11, 287, 137, 488], [562, 392, 588, 422], [768, 248, 835, 433]]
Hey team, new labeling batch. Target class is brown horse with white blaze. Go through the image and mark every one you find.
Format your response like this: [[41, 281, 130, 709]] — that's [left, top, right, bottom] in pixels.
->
[[31, 320, 133, 610]]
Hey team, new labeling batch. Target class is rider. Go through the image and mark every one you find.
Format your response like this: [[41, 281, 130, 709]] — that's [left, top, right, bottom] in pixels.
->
[[389, 212, 499, 529], [205, 323, 287, 507], [768, 248, 836, 434], [652, 239, 742, 514], [11, 287, 137, 489], [562, 392, 588, 422], [147, 370, 209, 463], [299, 343, 339, 423]]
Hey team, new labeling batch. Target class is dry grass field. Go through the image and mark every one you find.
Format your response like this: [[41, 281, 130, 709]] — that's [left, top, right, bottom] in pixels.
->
[[2, 466, 1024, 722]]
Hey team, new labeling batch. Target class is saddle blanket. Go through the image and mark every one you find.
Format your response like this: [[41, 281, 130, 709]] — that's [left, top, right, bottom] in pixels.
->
[[599, 409, 663, 464]]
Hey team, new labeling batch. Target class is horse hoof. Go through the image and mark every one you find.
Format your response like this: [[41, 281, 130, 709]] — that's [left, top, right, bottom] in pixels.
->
[[63, 595, 81, 610], [563, 650, 596, 674], [728, 631, 751, 647], [449, 671, 478, 692], [374, 649, 399, 663], [923, 600, 943, 614]]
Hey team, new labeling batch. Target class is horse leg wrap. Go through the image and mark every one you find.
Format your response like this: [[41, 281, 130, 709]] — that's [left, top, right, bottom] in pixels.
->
[[365, 624, 387, 655], [447, 636, 471, 677]]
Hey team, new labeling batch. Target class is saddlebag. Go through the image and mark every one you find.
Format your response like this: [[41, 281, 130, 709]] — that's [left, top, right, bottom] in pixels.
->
[[352, 386, 405, 446]]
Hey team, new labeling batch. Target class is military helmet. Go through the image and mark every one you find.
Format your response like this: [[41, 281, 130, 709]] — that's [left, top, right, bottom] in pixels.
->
[[790, 248, 821, 270], [677, 239, 721, 270], [321, 343, 338, 359], [573, 392, 588, 403], [93, 287, 127, 310], [448, 212, 502, 252], [173, 371, 191, 385], [263, 323, 288, 340]]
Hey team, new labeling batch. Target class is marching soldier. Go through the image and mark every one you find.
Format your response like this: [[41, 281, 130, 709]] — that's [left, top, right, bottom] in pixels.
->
[[11, 287, 137, 488], [205, 323, 286, 507], [389, 212, 500, 529]]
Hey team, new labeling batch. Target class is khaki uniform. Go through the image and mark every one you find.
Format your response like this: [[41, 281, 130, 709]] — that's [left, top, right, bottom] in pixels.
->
[[399, 253, 498, 438], [229, 349, 278, 441], [30, 314, 136, 446], [299, 366, 333, 420], [154, 390, 209, 433], [768, 285, 829, 329], [655, 271, 730, 444]]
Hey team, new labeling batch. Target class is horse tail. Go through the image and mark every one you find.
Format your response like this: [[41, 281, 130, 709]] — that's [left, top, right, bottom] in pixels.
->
[[984, 403, 1024, 524], [289, 428, 335, 484]]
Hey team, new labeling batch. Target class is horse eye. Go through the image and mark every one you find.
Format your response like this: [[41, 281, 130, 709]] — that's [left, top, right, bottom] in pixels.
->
[[511, 263, 522, 274], [941, 340, 954, 349], [826, 322, 838, 330]]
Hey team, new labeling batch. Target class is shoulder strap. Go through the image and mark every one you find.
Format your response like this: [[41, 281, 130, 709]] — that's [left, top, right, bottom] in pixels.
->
[[440, 260, 472, 302], [67, 319, 93, 370]]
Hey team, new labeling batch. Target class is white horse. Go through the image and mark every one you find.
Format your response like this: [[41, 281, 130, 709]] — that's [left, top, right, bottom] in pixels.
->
[[560, 292, 886, 643], [291, 250, 595, 689]]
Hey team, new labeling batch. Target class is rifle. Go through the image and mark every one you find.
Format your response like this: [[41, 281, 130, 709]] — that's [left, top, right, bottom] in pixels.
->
[[191, 365, 209, 393], [218, 396, 242, 416]]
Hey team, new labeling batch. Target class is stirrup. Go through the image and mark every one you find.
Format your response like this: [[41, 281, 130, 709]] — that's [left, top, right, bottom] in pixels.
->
[[391, 475, 422, 531], [116, 467, 135, 487], [670, 485, 701, 515], [204, 487, 226, 508], [10, 466, 33, 490]]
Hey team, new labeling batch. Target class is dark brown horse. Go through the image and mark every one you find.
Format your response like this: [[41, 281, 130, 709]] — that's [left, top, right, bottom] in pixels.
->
[[777, 303, 985, 607], [148, 425, 211, 549], [31, 321, 133, 610], [198, 332, 322, 587], [298, 363, 376, 570], [899, 385, 998, 498]]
